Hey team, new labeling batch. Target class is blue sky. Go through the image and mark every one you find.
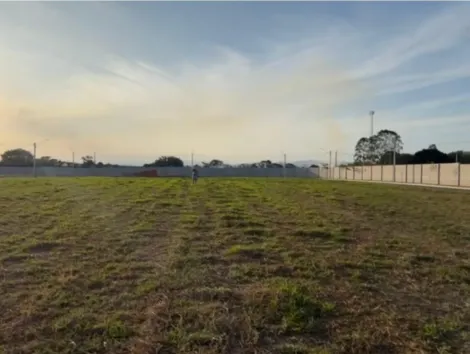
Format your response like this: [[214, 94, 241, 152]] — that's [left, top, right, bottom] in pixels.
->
[[0, 2, 469, 164]]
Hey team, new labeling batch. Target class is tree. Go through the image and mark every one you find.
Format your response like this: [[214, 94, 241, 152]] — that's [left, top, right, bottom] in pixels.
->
[[354, 137, 374, 164], [395, 153, 414, 165], [258, 160, 272, 168], [201, 159, 224, 168], [81, 155, 95, 168], [37, 156, 61, 167], [375, 130, 403, 164], [209, 159, 224, 167], [0, 148, 34, 166], [376, 130, 403, 151], [447, 150, 470, 163], [412, 146, 452, 164], [354, 129, 403, 165], [145, 156, 184, 167]]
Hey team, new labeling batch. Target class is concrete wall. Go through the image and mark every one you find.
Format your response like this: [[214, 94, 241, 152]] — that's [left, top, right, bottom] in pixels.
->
[[421, 164, 438, 185], [460, 165, 470, 187], [382, 165, 394, 182], [0, 166, 319, 178], [395, 165, 406, 183], [371, 165, 381, 181], [324, 163, 469, 187], [406, 165, 414, 183], [439, 163, 459, 186]]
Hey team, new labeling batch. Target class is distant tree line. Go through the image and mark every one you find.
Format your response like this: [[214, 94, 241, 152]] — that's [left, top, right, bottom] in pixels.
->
[[3, 137, 467, 169], [352, 130, 469, 166], [0, 149, 120, 168], [144, 156, 301, 168], [0, 149, 305, 169]]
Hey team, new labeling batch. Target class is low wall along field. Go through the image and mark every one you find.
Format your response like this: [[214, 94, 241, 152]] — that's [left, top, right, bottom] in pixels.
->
[[0, 166, 319, 178], [0, 177, 469, 353], [322, 162, 470, 187]]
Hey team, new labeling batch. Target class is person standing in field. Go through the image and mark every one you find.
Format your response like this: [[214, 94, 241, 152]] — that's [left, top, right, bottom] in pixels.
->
[[192, 168, 199, 184]]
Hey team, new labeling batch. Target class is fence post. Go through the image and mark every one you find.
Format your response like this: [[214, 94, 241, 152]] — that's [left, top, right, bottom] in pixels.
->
[[353, 167, 355, 180], [413, 164, 415, 183], [457, 163, 461, 187], [370, 165, 373, 180], [362, 164, 364, 180], [420, 164, 423, 184], [405, 164, 408, 183], [437, 164, 441, 185]]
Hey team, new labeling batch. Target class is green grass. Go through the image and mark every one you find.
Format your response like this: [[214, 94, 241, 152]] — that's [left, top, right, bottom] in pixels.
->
[[0, 177, 469, 354]]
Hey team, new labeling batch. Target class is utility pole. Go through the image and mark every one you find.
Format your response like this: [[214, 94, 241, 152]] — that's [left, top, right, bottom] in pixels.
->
[[33, 142, 37, 177], [334, 151, 338, 167], [72, 152, 75, 168], [329, 150, 332, 179], [393, 140, 397, 182], [283, 153, 287, 178]]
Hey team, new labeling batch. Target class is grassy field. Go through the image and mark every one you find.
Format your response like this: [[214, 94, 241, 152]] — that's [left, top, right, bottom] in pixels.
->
[[0, 177, 469, 354]]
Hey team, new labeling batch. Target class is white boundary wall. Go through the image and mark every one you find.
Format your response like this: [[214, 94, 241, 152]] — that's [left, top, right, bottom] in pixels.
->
[[321, 163, 470, 187]]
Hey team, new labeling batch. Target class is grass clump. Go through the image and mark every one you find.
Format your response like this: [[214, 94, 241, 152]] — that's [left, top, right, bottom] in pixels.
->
[[269, 281, 335, 334]]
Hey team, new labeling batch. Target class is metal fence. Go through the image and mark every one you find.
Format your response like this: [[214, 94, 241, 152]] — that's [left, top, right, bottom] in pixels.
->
[[320, 162, 470, 187]]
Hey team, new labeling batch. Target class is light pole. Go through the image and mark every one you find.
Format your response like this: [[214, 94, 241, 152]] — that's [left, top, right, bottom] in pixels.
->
[[369, 111, 375, 166], [67, 146, 75, 167], [369, 110, 375, 137], [32, 138, 49, 177]]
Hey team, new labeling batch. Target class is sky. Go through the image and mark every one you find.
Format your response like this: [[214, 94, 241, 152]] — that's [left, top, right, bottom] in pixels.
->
[[0, 1, 470, 165]]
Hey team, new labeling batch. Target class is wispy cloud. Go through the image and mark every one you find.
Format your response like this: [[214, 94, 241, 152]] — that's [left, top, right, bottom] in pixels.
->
[[376, 65, 470, 96], [0, 2, 469, 163], [352, 4, 470, 80]]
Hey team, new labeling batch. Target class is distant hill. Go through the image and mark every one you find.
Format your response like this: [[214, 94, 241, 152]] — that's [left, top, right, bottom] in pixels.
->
[[291, 160, 325, 167], [291, 159, 352, 167]]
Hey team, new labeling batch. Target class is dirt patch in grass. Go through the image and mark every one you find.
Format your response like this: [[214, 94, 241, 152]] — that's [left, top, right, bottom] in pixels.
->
[[27, 241, 62, 254], [0, 177, 469, 353]]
